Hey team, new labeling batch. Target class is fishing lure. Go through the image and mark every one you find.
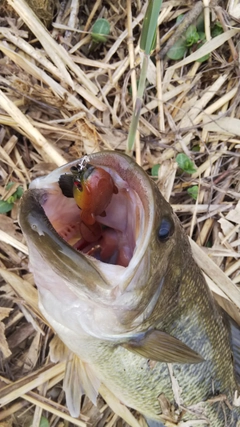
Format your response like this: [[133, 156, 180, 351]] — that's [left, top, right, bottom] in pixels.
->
[[58, 158, 118, 243], [71, 163, 118, 225]]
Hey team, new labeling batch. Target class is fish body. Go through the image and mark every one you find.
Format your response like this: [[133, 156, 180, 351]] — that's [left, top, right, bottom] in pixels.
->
[[19, 151, 240, 426]]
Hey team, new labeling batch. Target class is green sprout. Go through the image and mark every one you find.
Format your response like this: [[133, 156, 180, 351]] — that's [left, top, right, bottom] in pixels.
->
[[166, 37, 187, 61], [211, 22, 224, 37], [167, 18, 223, 62], [26, 416, 50, 427], [39, 417, 50, 427], [0, 200, 13, 214], [91, 18, 110, 43], [176, 153, 197, 174], [185, 25, 199, 47], [0, 182, 23, 214], [187, 185, 198, 200], [192, 144, 200, 152], [151, 164, 161, 177]]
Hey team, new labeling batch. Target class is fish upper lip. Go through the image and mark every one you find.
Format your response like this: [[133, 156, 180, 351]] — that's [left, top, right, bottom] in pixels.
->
[[20, 152, 156, 294]]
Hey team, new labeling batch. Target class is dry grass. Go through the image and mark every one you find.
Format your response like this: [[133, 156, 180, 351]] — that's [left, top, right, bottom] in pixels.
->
[[0, 0, 240, 426]]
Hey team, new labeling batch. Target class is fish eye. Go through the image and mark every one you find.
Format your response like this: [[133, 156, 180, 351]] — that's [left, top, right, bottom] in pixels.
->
[[158, 217, 174, 241]]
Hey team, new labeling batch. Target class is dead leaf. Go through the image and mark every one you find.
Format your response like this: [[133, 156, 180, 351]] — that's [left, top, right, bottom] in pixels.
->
[[99, 384, 142, 427], [0, 268, 43, 321], [218, 218, 236, 237], [0, 307, 12, 359], [23, 331, 41, 372], [203, 115, 240, 137], [0, 307, 12, 322], [226, 201, 240, 225]]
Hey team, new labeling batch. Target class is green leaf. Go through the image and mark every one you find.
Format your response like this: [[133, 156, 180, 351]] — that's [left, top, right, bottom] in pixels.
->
[[6, 186, 23, 204], [185, 25, 199, 47], [196, 14, 204, 32], [0, 200, 14, 214], [151, 164, 160, 177], [167, 37, 187, 60], [6, 181, 14, 191], [187, 185, 198, 200], [128, 79, 140, 96], [7, 194, 18, 204], [127, 0, 162, 153], [176, 14, 184, 24], [150, 29, 157, 52], [39, 417, 50, 427], [1, 184, 23, 211], [140, 0, 162, 54], [197, 52, 210, 63], [176, 153, 197, 174], [192, 145, 200, 152], [16, 186, 24, 198], [206, 240, 212, 248], [211, 22, 223, 38], [91, 19, 110, 43], [198, 31, 206, 42], [196, 39, 210, 63]]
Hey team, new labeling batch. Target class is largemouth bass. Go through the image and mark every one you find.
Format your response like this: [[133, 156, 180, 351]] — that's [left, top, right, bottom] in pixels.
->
[[19, 151, 240, 426]]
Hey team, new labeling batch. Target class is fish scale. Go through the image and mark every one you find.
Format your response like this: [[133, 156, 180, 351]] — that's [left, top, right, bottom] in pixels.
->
[[19, 151, 240, 427]]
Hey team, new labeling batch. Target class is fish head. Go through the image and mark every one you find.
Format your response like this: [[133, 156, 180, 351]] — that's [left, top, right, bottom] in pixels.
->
[[19, 151, 189, 341]]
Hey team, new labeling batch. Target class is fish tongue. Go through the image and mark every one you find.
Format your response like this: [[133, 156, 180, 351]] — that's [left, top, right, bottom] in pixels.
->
[[74, 227, 131, 267], [98, 228, 131, 267], [80, 221, 102, 242]]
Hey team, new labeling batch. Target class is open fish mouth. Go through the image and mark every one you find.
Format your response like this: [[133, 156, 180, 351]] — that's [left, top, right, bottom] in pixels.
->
[[19, 152, 160, 335], [50, 157, 143, 268], [23, 152, 155, 284]]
